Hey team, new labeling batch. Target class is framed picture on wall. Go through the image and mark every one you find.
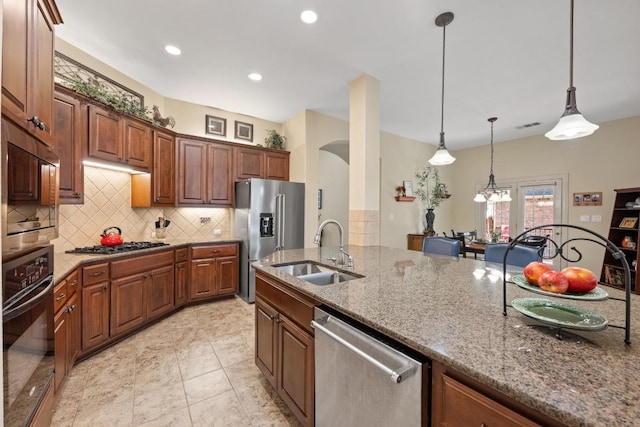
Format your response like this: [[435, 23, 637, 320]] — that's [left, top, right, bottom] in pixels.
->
[[573, 192, 602, 206], [235, 121, 253, 142], [205, 115, 226, 136]]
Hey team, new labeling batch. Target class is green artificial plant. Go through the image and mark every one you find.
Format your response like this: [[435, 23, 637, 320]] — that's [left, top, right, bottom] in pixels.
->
[[264, 129, 286, 150], [415, 165, 447, 209]]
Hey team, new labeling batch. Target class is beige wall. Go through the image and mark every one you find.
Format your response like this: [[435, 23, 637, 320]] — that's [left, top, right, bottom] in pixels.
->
[[318, 150, 349, 246]]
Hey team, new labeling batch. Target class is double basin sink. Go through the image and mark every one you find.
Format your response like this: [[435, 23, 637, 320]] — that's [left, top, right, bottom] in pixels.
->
[[273, 261, 364, 286]]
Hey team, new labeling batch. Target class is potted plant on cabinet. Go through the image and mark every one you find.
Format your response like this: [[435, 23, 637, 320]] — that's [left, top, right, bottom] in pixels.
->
[[264, 130, 286, 150], [415, 165, 448, 236]]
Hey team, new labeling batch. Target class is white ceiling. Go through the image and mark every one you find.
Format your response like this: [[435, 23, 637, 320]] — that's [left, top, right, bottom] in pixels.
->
[[55, 0, 640, 150]]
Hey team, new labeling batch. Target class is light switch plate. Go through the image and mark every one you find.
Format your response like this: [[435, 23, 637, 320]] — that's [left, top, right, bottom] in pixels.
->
[[591, 215, 602, 223], [580, 215, 590, 222]]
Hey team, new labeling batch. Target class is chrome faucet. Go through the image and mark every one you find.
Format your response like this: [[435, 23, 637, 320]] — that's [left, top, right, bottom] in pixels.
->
[[313, 219, 353, 268]]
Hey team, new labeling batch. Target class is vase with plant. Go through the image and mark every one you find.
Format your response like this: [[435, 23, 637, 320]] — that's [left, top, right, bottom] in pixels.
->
[[415, 165, 447, 235], [264, 129, 286, 150]]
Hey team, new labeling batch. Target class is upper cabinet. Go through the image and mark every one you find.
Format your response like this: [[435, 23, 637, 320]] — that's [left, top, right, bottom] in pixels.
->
[[234, 146, 289, 182], [2, 0, 62, 148], [151, 130, 176, 206], [176, 137, 233, 207], [88, 104, 152, 172], [54, 85, 84, 203]]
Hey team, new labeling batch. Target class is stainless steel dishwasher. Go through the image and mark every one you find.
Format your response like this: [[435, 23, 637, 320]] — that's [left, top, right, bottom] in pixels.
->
[[312, 306, 429, 427]]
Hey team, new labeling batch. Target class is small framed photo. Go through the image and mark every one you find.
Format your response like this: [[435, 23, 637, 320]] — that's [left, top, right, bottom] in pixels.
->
[[619, 217, 638, 229], [573, 191, 602, 206], [234, 121, 253, 142], [205, 115, 226, 136], [403, 181, 414, 197], [605, 265, 625, 286]]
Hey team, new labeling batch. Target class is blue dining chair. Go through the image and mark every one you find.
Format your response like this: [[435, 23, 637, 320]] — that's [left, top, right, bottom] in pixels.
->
[[484, 243, 541, 267], [422, 237, 460, 257]]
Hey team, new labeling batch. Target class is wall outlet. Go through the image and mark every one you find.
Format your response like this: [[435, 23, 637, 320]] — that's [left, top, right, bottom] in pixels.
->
[[579, 215, 590, 222], [200, 217, 211, 225], [214, 229, 222, 235], [591, 215, 602, 223]]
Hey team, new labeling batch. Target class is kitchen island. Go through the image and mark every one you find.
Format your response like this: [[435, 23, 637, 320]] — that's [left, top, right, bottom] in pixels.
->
[[252, 245, 640, 427]]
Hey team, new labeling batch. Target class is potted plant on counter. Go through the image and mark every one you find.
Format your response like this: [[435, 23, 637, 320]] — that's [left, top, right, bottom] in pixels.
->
[[415, 165, 447, 236]]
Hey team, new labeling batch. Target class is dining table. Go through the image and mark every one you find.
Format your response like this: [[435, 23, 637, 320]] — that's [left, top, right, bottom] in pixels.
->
[[465, 241, 486, 259]]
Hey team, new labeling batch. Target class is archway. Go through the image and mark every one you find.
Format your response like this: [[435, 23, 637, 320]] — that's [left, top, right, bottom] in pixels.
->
[[317, 140, 349, 247]]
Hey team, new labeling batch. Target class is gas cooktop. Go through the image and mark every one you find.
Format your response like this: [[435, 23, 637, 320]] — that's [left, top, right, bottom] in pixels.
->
[[65, 241, 169, 255]]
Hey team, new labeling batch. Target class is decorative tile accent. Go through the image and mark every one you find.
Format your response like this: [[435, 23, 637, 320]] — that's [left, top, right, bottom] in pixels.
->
[[349, 209, 380, 246], [52, 166, 231, 252]]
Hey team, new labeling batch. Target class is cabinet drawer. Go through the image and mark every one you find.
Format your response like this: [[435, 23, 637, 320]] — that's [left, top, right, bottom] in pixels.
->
[[83, 263, 110, 285], [256, 275, 317, 335], [442, 374, 540, 427], [65, 270, 81, 297], [191, 244, 237, 259], [175, 248, 188, 262], [111, 250, 173, 280], [53, 280, 68, 314]]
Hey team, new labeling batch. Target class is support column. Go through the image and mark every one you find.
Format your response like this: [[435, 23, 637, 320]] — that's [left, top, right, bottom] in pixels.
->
[[349, 74, 380, 246]]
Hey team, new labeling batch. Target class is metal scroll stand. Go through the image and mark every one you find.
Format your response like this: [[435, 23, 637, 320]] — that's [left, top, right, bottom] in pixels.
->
[[501, 224, 632, 345]]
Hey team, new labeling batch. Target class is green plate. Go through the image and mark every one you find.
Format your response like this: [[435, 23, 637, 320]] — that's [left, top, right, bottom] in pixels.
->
[[511, 298, 608, 331], [512, 275, 609, 301]]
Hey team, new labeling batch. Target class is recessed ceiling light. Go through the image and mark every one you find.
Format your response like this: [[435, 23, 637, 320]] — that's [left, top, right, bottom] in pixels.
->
[[248, 73, 263, 81], [164, 45, 181, 55], [300, 10, 318, 24]]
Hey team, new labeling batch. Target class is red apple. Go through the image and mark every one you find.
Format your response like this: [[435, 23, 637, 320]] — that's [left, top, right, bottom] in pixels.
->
[[523, 262, 554, 286], [561, 267, 598, 293], [538, 271, 569, 294]]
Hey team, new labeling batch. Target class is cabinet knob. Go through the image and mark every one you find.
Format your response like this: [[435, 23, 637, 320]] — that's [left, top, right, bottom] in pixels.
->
[[56, 293, 66, 301], [91, 271, 104, 277], [103, 285, 108, 290], [73, 192, 81, 198], [269, 314, 276, 321], [67, 304, 76, 313], [27, 116, 46, 130]]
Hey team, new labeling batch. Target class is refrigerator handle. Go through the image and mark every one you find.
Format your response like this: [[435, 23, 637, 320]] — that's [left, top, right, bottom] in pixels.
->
[[275, 194, 283, 250]]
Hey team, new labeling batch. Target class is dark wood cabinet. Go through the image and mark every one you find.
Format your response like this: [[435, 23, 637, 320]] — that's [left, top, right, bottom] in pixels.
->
[[53, 269, 81, 394], [601, 187, 640, 293], [81, 280, 110, 352], [146, 264, 174, 320], [152, 130, 175, 205], [110, 273, 146, 336], [189, 243, 239, 301], [53, 300, 67, 393], [54, 86, 84, 203], [7, 142, 39, 202], [255, 273, 317, 426], [66, 290, 81, 372], [88, 104, 152, 171], [174, 248, 189, 307], [234, 146, 290, 182], [177, 137, 233, 206], [1, 0, 62, 147], [408, 233, 427, 251]]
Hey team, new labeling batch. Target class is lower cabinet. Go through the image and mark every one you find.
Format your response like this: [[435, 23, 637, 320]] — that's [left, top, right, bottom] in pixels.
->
[[175, 248, 189, 307], [255, 274, 317, 427], [190, 243, 239, 301], [81, 263, 110, 353]]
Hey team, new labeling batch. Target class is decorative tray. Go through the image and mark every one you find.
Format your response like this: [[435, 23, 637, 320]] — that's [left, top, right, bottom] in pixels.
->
[[511, 298, 608, 331], [512, 275, 609, 301]]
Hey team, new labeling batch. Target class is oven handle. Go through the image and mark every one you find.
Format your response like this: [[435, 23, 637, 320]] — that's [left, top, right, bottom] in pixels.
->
[[2, 275, 54, 322]]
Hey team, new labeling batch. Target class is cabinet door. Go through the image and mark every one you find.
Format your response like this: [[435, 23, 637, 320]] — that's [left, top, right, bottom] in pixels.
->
[[175, 260, 188, 307], [265, 151, 289, 181], [216, 256, 238, 296], [123, 118, 152, 171], [81, 282, 110, 351], [110, 273, 145, 336], [53, 308, 68, 393], [277, 314, 314, 425], [146, 264, 175, 320], [208, 143, 233, 205], [189, 258, 216, 300], [255, 297, 278, 387], [88, 104, 124, 163], [177, 138, 208, 205], [152, 130, 175, 205], [234, 147, 264, 180], [30, 0, 56, 147], [7, 143, 39, 202], [54, 89, 84, 203], [66, 291, 81, 370], [1, 0, 30, 128]]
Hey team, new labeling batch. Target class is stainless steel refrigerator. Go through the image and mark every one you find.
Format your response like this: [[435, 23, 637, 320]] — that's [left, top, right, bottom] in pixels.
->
[[234, 178, 305, 303]]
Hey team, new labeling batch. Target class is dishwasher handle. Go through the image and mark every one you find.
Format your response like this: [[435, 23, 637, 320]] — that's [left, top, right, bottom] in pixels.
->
[[312, 318, 415, 384]]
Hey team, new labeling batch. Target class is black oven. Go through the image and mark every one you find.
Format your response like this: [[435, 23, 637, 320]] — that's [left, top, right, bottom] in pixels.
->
[[2, 118, 59, 256], [2, 245, 55, 427]]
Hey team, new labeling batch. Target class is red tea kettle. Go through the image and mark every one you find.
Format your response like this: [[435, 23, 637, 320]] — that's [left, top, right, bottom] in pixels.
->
[[100, 227, 124, 246]]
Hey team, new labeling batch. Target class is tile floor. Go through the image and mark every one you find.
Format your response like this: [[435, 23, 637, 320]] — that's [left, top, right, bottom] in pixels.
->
[[52, 297, 301, 426]]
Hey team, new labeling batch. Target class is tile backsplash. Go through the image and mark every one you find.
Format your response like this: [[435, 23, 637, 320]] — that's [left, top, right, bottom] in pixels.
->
[[52, 166, 231, 253]]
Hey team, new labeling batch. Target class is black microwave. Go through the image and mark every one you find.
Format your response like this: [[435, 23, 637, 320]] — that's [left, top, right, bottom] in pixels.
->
[[2, 118, 59, 256]]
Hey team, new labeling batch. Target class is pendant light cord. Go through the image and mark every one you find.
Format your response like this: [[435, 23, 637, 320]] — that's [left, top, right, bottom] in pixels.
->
[[440, 24, 446, 137], [569, 0, 574, 88], [489, 120, 494, 175]]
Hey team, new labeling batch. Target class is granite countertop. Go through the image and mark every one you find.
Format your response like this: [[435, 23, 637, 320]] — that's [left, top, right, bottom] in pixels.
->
[[252, 245, 639, 427], [54, 238, 242, 282]]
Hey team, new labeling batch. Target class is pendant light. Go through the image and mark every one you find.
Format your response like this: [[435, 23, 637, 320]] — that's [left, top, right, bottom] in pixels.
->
[[545, 0, 598, 140], [429, 12, 456, 165], [474, 117, 511, 203]]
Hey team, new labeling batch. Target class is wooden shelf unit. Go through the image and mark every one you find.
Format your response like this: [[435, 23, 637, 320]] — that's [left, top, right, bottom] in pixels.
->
[[600, 187, 640, 293]]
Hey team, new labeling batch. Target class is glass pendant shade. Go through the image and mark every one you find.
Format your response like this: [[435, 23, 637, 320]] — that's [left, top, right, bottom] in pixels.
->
[[474, 117, 510, 203], [429, 133, 456, 165]]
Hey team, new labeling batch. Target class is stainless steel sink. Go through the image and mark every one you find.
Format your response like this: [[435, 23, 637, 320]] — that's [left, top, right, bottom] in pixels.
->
[[273, 261, 363, 285]]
